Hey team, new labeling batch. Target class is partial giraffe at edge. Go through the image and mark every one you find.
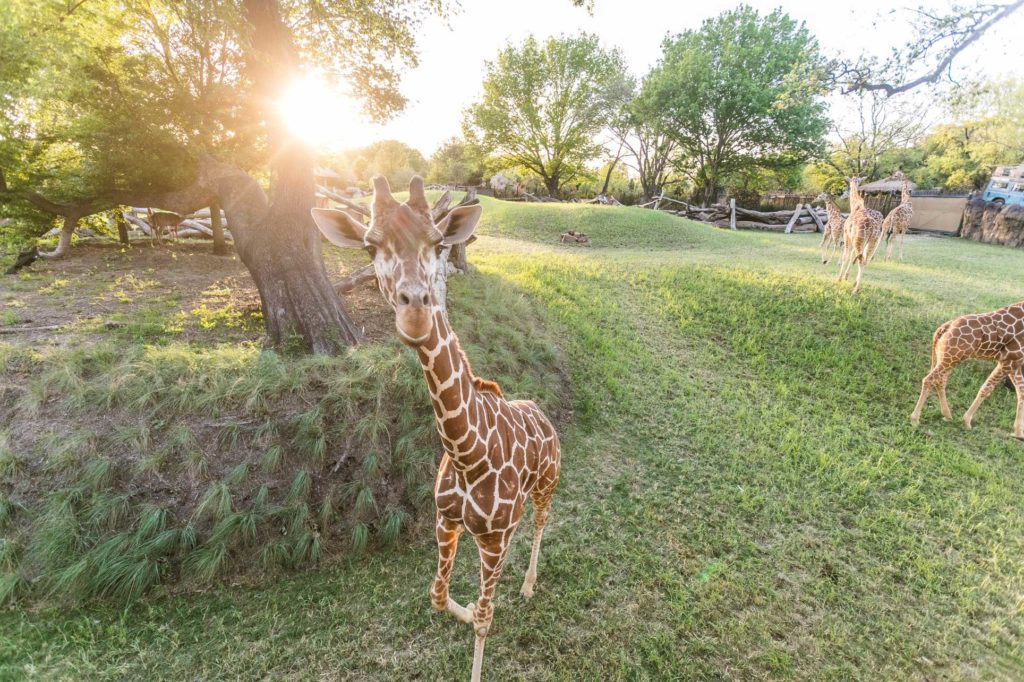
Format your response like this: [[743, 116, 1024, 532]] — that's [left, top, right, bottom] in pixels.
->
[[311, 176, 561, 682], [911, 300, 1024, 439]]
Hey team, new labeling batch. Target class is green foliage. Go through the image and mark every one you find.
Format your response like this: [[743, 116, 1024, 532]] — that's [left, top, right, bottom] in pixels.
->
[[426, 137, 486, 185], [643, 5, 829, 204], [465, 33, 629, 196], [323, 139, 428, 189]]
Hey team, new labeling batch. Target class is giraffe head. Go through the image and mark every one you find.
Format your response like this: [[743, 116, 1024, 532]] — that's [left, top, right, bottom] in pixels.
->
[[311, 176, 482, 345]]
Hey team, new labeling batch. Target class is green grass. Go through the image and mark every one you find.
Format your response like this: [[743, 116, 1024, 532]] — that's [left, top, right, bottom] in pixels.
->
[[2, 201, 1024, 680]]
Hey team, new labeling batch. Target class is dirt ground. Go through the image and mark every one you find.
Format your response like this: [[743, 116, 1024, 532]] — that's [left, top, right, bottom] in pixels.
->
[[0, 238, 394, 345]]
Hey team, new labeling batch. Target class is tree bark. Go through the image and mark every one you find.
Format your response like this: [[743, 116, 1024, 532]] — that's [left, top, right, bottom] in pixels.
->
[[116, 210, 130, 245], [210, 199, 228, 255]]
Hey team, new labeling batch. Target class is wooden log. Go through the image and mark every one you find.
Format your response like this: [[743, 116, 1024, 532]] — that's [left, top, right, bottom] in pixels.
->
[[334, 265, 376, 294], [316, 184, 370, 219], [784, 203, 803, 234]]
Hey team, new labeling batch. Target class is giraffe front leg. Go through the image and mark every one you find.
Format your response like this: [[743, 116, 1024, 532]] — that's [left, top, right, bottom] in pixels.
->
[[432, 514, 474, 624], [964, 364, 1008, 430], [469, 533, 514, 682]]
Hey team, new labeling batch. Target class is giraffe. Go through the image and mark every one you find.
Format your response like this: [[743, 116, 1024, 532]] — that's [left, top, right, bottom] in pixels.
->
[[883, 172, 914, 261], [311, 177, 561, 682], [836, 175, 884, 294], [816, 191, 845, 265], [911, 300, 1024, 439]]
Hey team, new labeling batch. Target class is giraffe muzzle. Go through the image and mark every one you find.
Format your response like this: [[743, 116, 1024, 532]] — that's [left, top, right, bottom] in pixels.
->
[[395, 285, 433, 345]]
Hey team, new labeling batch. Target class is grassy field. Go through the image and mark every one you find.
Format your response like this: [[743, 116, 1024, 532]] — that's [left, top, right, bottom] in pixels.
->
[[2, 198, 1024, 680]]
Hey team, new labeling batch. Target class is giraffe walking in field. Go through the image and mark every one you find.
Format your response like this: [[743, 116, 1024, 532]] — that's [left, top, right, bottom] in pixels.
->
[[911, 300, 1024, 439], [311, 177, 561, 682], [837, 176, 884, 294], [817, 191, 845, 265], [883, 172, 914, 261]]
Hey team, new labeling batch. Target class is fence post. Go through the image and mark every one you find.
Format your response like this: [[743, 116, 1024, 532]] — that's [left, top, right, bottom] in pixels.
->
[[729, 198, 736, 230], [784, 203, 803, 234]]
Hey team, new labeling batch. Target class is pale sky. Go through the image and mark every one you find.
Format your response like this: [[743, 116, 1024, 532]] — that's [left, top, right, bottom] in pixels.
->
[[317, 0, 1024, 155]]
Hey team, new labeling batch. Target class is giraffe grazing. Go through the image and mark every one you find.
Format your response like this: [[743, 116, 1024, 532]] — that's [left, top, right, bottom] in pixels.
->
[[311, 177, 561, 682], [911, 300, 1024, 439], [816, 192, 845, 264], [883, 172, 914, 261], [836, 176, 884, 294]]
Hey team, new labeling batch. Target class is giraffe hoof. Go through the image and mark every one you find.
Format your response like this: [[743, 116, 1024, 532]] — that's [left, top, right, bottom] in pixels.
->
[[520, 584, 535, 600]]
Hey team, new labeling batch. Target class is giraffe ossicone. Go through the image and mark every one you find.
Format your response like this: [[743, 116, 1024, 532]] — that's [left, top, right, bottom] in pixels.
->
[[312, 176, 561, 682]]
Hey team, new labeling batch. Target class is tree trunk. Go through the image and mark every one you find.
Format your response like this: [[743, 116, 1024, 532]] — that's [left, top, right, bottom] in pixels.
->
[[210, 199, 228, 255], [116, 210, 130, 245], [37, 210, 82, 259], [544, 174, 560, 198], [238, 0, 361, 351]]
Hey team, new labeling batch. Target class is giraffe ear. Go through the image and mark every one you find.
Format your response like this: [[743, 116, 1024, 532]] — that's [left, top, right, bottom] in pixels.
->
[[438, 204, 482, 246], [311, 208, 368, 249]]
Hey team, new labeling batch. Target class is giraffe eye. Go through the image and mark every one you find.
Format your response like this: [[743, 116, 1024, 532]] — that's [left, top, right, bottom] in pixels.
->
[[366, 245, 377, 259], [434, 244, 445, 257]]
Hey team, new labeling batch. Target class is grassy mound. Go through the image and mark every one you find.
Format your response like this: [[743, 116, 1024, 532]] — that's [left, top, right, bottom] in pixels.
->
[[0, 265, 566, 604], [3, 202, 1024, 679]]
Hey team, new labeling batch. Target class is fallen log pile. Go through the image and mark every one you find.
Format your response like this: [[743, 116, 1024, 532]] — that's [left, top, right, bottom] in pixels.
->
[[640, 194, 844, 233], [559, 230, 591, 245]]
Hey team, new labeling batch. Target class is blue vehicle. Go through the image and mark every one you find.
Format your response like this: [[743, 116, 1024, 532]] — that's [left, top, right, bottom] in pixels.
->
[[981, 164, 1024, 206]]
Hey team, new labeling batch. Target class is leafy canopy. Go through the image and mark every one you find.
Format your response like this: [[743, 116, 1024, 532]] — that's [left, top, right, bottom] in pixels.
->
[[464, 34, 629, 195], [642, 5, 829, 204]]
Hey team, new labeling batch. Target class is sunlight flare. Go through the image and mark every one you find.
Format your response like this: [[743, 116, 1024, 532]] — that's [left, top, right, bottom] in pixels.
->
[[277, 73, 370, 149]]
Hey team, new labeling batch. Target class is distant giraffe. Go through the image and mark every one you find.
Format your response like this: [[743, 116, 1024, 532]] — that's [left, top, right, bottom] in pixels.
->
[[911, 300, 1024, 439], [311, 177, 561, 682], [837, 176, 884, 294], [817, 192, 845, 264], [883, 172, 914, 261]]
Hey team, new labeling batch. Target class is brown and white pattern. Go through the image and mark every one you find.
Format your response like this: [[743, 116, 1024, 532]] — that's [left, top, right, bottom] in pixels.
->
[[911, 300, 1024, 438], [883, 172, 914, 261], [837, 176, 884, 294], [312, 177, 561, 682], [817, 192, 845, 264]]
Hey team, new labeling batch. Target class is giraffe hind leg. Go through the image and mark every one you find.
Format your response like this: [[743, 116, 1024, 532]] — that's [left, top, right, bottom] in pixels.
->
[[1008, 366, 1024, 439], [964, 363, 1009, 430], [521, 488, 554, 600]]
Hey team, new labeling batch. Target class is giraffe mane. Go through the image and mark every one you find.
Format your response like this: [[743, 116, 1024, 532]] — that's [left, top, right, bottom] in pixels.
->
[[455, 346, 504, 398]]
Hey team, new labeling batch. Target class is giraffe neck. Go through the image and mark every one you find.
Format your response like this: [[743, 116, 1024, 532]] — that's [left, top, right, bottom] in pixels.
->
[[850, 186, 864, 211], [901, 183, 911, 205], [413, 309, 488, 469]]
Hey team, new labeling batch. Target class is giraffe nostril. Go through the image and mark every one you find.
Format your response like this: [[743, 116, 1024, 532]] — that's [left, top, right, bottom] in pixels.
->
[[398, 292, 410, 306], [421, 293, 429, 306]]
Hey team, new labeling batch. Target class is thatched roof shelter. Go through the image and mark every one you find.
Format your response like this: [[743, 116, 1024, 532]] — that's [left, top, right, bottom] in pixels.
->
[[860, 175, 917, 193]]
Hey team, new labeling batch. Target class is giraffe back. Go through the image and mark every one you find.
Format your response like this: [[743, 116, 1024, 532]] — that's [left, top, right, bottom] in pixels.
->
[[934, 302, 1024, 365]]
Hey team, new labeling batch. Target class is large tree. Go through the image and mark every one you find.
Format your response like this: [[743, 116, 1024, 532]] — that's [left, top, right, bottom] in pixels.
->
[[0, 0, 449, 353], [642, 6, 829, 206], [464, 34, 629, 197]]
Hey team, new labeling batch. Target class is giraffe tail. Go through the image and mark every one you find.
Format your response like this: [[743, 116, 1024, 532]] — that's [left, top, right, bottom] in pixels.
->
[[931, 321, 951, 369]]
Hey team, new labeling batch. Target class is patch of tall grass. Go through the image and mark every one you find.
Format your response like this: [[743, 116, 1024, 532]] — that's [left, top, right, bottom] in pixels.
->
[[0, 271, 566, 604]]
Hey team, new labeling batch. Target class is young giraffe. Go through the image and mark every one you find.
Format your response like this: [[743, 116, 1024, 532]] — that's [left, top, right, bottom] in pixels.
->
[[911, 300, 1024, 439], [883, 172, 914, 261], [816, 191, 845, 265], [837, 175, 884, 294], [311, 177, 561, 682]]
